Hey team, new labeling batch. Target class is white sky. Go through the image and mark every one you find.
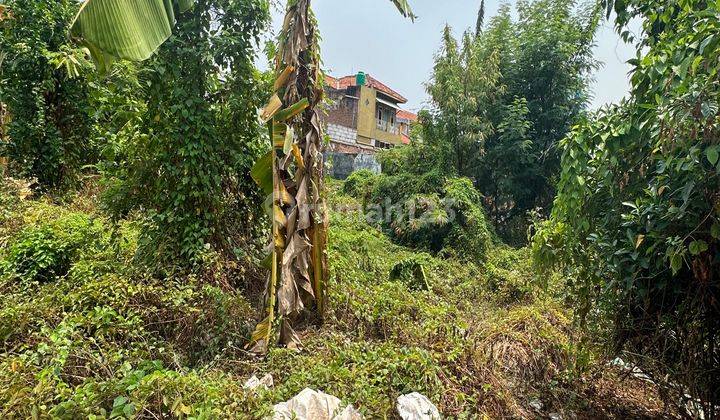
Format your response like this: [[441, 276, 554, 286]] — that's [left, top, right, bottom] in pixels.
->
[[263, 0, 641, 112]]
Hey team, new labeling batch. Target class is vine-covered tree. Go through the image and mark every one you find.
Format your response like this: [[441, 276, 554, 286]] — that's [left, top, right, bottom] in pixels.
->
[[97, 0, 271, 266], [0, 0, 97, 190], [534, 0, 720, 414]]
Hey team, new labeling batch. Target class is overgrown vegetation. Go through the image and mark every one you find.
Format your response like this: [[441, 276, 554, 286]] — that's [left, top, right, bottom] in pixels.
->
[[100, 0, 270, 265], [344, 154, 495, 261], [0, 178, 674, 418], [0, 0, 715, 417], [534, 0, 720, 415], [0, 0, 98, 190]]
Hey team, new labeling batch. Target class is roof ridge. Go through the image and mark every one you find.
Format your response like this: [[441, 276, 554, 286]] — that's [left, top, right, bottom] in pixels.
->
[[328, 73, 408, 104]]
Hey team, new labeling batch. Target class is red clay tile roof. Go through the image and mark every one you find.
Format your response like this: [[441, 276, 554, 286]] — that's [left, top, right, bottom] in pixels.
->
[[324, 74, 340, 89], [396, 109, 418, 122], [325, 73, 408, 104]]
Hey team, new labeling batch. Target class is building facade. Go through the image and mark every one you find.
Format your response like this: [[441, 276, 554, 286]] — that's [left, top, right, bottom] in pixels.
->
[[323, 72, 416, 155]]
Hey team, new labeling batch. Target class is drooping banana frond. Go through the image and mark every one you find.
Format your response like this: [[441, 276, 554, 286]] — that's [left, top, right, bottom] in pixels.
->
[[0, 5, 11, 22], [390, 0, 416, 21], [70, 0, 195, 71]]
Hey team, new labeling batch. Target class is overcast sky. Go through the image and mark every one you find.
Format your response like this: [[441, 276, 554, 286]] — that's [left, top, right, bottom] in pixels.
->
[[265, 0, 640, 112]]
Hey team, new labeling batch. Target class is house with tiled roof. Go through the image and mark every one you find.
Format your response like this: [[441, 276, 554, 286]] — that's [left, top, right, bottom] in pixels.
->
[[323, 72, 417, 155], [396, 109, 418, 145]]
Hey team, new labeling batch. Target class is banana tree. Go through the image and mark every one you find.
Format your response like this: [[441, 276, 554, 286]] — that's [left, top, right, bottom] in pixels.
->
[[70, 0, 414, 352], [248, 0, 414, 352]]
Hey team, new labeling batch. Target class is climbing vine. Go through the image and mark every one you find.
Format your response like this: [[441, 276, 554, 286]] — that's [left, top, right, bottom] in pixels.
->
[[534, 0, 720, 414]]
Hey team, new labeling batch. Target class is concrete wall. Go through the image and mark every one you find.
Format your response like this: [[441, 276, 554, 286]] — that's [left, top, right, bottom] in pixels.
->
[[354, 153, 381, 173], [325, 152, 381, 180], [326, 123, 358, 145]]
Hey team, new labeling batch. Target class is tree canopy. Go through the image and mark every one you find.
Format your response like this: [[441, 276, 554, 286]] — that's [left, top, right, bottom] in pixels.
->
[[419, 0, 599, 245]]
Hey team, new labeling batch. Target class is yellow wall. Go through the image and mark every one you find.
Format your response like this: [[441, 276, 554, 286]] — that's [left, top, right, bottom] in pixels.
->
[[356, 85, 376, 139], [373, 125, 402, 145], [357, 134, 372, 146], [356, 85, 403, 146]]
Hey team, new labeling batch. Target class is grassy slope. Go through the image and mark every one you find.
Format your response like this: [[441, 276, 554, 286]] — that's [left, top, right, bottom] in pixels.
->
[[0, 179, 673, 419]]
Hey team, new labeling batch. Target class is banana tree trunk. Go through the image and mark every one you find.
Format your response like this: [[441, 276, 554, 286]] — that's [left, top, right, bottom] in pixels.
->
[[0, 103, 8, 176], [249, 0, 328, 352], [249, 0, 414, 353]]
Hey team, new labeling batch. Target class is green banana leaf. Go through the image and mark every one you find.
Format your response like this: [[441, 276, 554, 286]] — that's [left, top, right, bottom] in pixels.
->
[[70, 0, 195, 69], [250, 150, 273, 195]]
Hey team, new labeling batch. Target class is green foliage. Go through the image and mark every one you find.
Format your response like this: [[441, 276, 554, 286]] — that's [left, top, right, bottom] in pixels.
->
[[484, 247, 536, 306], [390, 256, 430, 291], [0, 179, 674, 418], [324, 210, 599, 417], [535, 0, 720, 412], [342, 170, 494, 260], [1, 212, 102, 284], [0, 0, 98, 190], [371, 168, 445, 203], [442, 177, 494, 259], [0, 177, 32, 233], [267, 338, 441, 417], [0, 1, 688, 416], [376, 141, 438, 176], [100, 0, 271, 266], [419, 0, 599, 244], [342, 169, 379, 204], [70, 0, 197, 68], [0, 201, 265, 418]]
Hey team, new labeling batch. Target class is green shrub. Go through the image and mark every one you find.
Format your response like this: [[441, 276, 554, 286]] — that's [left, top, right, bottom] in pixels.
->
[[390, 256, 430, 291], [99, 0, 270, 267], [0, 254, 264, 418], [376, 146, 413, 175], [0, 177, 671, 418], [371, 169, 445, 203], [386, 192, 451, 252], [442, 178, 494, 259], [0, 0, 98, 190], [534, 0, 720, 409], [364, 175, 494, 260], [327, 212, 471, 348], [0, 178, 33, 244], [484, 248, 535, 305], [343, 169, 378, 201], [376, 144, 438, 177], [50, 362, 271, 419], [1, 213, 102, 284]]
